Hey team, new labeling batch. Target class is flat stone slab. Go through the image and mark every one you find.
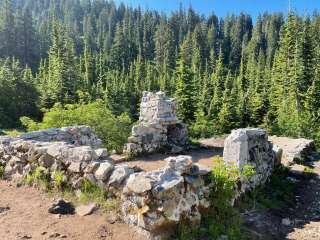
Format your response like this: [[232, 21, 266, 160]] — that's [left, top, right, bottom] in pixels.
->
[[269, 136, 315, 165], [75, 203, 97, 216]]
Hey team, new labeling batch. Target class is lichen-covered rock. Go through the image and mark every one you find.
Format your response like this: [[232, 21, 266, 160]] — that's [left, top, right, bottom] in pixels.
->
[[95, 148, 109, 159], [124, 172, 154, 194]]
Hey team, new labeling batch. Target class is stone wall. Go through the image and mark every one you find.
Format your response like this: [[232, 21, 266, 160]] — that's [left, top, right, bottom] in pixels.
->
[[121, 155, 212, 233], [124, 91, 188, 156], [223, 128, 281, 194], [0, 126, 281, 239]]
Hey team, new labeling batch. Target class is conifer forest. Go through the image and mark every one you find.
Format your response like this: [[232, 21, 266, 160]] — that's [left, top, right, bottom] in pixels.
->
[[1, 0, 320, 148]]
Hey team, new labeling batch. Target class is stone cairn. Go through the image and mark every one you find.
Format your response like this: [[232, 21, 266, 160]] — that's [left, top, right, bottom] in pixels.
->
[[0, 125, 282, 239], [124, 91, 188, 156]]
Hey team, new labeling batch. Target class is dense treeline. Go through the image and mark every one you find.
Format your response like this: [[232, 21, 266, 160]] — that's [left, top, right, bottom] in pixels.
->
[[0, 0, 320, 144]]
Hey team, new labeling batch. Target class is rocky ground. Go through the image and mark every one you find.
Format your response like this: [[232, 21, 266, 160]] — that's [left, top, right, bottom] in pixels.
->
[[0, 136, 319, 240]]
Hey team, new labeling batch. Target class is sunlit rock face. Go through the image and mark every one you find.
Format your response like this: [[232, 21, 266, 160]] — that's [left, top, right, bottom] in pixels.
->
[[121, 155, 211, 233], [223, 128, 279, 194], [124, 91, 188, 156]]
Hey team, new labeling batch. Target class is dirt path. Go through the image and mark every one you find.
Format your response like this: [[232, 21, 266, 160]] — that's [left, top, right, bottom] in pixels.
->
[[0, 181, 141, 240], [241, 138, 320, 240]]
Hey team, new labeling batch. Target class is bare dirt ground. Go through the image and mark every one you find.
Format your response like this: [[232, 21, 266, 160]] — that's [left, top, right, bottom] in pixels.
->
[[0, 136, 319, 240], [114, 137, 224, 171], [0, 181, 141, 240]]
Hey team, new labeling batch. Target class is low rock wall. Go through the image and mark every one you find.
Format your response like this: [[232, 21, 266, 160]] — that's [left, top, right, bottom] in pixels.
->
[[0, 126, 280, 238]]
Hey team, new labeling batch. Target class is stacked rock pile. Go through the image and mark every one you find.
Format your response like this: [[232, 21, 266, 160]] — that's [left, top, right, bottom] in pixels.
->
[[0, 126, 134, 193], [124, 91, 188, 156]]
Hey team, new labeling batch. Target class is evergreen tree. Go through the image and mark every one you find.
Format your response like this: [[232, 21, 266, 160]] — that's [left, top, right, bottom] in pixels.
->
[[218, 72, 239, 133], [174, 57, 195, 123]]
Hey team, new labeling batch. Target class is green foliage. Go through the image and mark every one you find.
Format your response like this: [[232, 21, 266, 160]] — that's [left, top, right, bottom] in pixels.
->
[[243, 166, 295, 210], [204, 157, 255, 240], [0, 59, 39, 128], [80, 179, 118, 212], [175, 157, 256, 239], [0, 2, 320, 146], [1, 129, 24, 136], [53, 171, 66, 190], [174, 56, 196, 123], [25, 166, 51, 190], [0, 165, 4, 179], [21, 100, 132, 153]]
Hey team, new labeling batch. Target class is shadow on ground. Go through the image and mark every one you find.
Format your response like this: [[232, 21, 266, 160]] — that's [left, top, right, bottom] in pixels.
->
[[242, 152, 320, 240]]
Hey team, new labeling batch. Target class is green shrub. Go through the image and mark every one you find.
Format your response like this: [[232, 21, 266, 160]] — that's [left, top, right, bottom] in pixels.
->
[[0, 165, 4, 179], [25, 174, 34, 185], [20, 100, 132, 153], [25, 166, 51, 190], [80, 179, 118, 211], [205, 157, 255, 240], [53, 171, 66, 190], [244, 165, 295, 210], [2, 129, 24, 136]]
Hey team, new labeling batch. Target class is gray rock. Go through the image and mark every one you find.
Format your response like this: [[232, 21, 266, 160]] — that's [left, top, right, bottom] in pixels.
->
[[125, 172, 154, 194], [84, 161, 100, 174], [170, 145, 184, 154], [94, 161, 114, 181], [84, 173, 97, 185], [48, 199, 74, 215], [38, 153, 55, 168], [281, 218, 291, 226], [273, 144, 283, 167], [72, 177, 84, 189], [95, 148, 109, 159], [108, 164, 134, 187], [223, 128, 276, 193], [75, 203, 97, 216], [68, 162, 81, 173], [124, 91, 188, 157], [190, 163, 211, 176], [165, 155, 193, 174]]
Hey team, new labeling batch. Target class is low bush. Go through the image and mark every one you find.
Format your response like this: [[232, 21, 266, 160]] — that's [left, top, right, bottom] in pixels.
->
[[20, 100, 132, 153], [25, 166, 51, 190], [53, 171, 66, 190], [242, 165, 295, 211], [205, 157, 255, 239], [175, 157, 255, 240]]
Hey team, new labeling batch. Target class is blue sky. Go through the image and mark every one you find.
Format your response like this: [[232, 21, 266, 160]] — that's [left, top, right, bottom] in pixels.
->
[[114, 0, 320, 20]]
